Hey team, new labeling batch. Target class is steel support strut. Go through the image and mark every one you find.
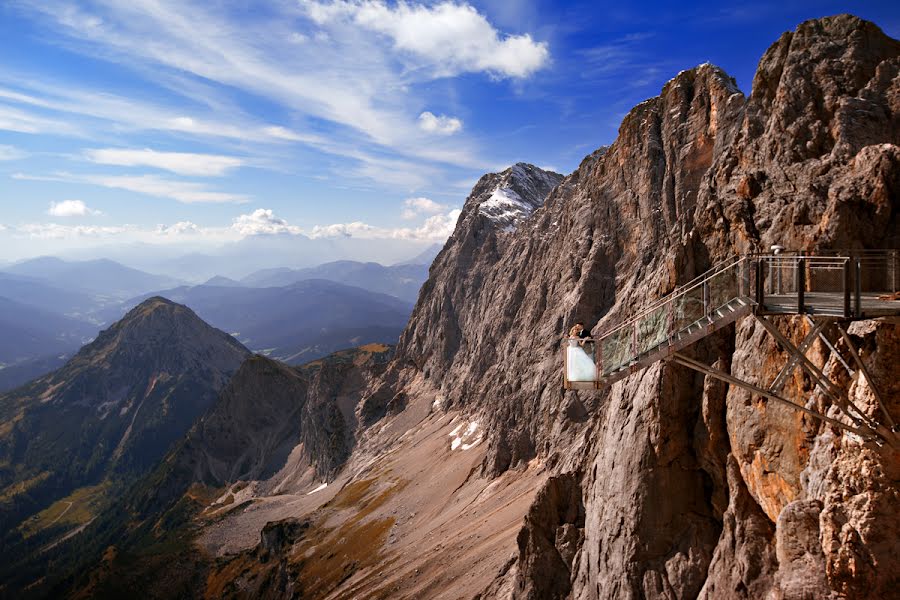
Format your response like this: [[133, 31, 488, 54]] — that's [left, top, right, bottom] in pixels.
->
[[835, 324, 896, 431], [754, 316, 880, 432], [670, 352, 879, 441]]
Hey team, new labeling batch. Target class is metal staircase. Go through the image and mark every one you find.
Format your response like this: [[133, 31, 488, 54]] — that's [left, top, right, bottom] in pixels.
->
[[562, 250, 900, 446], [596, 255, 755, 387]]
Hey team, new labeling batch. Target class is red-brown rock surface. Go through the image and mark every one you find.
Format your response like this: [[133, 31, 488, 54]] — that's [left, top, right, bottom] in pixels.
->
[[385, 13, 900, 599]]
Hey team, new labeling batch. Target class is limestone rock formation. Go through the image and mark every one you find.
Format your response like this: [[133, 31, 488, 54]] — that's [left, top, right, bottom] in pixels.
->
[[390, 13, 900, 599]]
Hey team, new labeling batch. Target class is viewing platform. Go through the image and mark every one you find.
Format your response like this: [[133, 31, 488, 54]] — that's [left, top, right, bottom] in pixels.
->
[[563, 250, 900, 445]]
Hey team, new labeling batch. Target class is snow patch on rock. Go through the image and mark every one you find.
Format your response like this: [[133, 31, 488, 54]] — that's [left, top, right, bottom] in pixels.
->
[[306, 482, 328, 495], [449, 420, 483, 451]]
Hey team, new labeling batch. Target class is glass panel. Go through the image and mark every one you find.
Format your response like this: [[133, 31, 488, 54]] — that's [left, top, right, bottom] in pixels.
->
[[672, 285, 704, 333], [601, 326, 633, 376], [707, 266, 738, 313], [636, 306, 668, 355]]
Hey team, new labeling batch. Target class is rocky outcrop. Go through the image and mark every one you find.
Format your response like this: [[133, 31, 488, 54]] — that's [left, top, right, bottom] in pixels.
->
[[140, 345, 393, 515], [388, 13, 899, 599]]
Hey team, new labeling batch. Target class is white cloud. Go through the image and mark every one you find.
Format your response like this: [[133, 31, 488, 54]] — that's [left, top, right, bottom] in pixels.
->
[[411, 209, 462, 240], [231, 209, 303, 236], [0, 145, 28, 161], [311, 208, 461, 241], [14, 171, 247, 204], [155, 221, 202, 236], [84, 148, 244, 176], [418, 111, 462, 135], [18, 223, 132, 239], [47, 199, 101, 217], [311, 1, 550, 78], [401, 196, 446, 219], [310, 221, 376, 239]]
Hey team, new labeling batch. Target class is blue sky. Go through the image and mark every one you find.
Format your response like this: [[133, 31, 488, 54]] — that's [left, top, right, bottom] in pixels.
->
[[0, 1, 898, 261]]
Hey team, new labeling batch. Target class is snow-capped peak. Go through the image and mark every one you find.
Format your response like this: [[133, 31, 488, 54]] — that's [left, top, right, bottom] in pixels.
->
[[477, 163, 563, 232]]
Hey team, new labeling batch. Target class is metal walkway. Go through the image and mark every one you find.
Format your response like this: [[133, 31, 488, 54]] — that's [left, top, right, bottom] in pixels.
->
[[563, 250, 900, 446]]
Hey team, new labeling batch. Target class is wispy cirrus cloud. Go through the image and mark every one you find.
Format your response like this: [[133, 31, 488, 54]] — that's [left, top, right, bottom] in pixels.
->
[[14, 171, 248, 204], [0, 145, 28, 161], [84, 148, 245, 176], [7, 0, 544, 173]]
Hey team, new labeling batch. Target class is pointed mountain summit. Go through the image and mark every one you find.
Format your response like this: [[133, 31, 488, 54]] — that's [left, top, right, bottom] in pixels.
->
[[466, 162, 563, 232], [0, 296, 249, 537]]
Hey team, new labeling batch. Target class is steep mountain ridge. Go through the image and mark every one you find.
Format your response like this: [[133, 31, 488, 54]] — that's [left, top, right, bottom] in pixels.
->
[[370, 13, 899, 599], [388, 15, 899, 599], [0, 297, 248, 548], [473, 163, 565, 231]]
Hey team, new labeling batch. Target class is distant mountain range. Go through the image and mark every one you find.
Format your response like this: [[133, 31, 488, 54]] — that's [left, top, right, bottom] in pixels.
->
[[0, 297, 96, 365], [241, 260, 430, 303], [3, 256, 181, 300], [112, 279, 413, 364], [0, 254, 431, 386]]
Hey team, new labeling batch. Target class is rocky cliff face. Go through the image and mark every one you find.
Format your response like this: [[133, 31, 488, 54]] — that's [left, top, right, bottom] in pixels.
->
[[389, 14, 899, 599]]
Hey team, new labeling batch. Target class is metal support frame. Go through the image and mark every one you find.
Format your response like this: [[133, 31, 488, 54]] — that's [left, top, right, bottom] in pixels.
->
[[753, 315, 881, 433], [670, 352, 879, 442], [768, 319, 827, 394], [807, 316, 853, 375], [835, 324, 896, 431]]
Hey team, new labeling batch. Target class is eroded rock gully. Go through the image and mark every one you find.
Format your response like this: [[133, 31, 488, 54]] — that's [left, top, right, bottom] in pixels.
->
[[384, 14, 899, 599]]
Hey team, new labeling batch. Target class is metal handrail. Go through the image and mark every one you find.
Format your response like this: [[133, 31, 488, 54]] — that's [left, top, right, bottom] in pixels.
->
[[596, 255, 748, 345]]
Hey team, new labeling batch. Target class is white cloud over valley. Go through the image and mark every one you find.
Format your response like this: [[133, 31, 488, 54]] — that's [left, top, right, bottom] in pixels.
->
[[418, 112, 462, 135], [231, 209, 303, 236], [46, 199, 101, 217]]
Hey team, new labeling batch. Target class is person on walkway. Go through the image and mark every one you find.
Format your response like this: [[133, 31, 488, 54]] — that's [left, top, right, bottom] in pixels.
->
[[568, 322, 592, 345], [566, 322, 596, 382]]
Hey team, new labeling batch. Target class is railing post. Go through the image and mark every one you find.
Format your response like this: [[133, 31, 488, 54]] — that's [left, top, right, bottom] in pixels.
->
[[741, 257, 750, 298], [632, 322, 639, 360], [703, 279, 710, 317], [891, 250, 898, 293], [596, 340, 602, 383], [756, 258, 765, 313], [843, 258, 851, 318], [855, 257, 862, 318], [797, 256, 805, 314], [666, 298, 674, 342]]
